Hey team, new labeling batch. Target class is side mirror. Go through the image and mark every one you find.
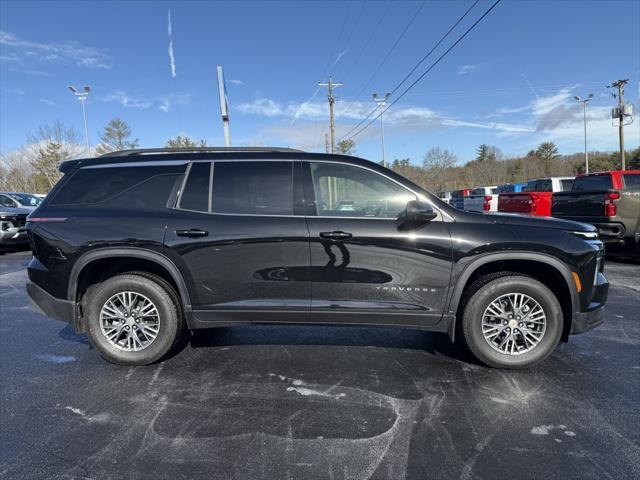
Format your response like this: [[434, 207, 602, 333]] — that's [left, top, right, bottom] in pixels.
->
[[398, 200, 437, 228]]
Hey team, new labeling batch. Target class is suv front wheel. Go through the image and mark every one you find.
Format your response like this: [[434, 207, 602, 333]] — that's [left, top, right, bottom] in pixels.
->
[[84, 273, 182, 365], [461, 274, 563, 368]]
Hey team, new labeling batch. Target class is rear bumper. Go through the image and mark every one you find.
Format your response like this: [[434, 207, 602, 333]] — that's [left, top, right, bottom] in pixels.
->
[[570, 272, 608, 335], [26, 281, 74, 324]]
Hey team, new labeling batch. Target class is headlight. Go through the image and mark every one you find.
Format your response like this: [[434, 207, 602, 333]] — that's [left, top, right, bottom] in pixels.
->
[[571, 230, 599, 240]]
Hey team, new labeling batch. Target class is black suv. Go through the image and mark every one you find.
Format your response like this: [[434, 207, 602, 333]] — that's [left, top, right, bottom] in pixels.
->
[[26, 148, 608, 368]]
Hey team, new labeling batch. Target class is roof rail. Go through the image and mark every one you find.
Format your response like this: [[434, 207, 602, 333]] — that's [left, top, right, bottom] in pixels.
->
[[100, 147, 304, 157]]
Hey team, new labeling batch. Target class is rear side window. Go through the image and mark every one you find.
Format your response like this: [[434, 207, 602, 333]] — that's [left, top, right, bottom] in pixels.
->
[[497, 185, 514, 194], [212, 161, 293, 215], [178, 162, 211, 212], [572, 175, 613, 191], [50, 165, 184, 206], [537, 180, 552, 192], [560, 179, 574, 191], [623, 174, 640, 191]]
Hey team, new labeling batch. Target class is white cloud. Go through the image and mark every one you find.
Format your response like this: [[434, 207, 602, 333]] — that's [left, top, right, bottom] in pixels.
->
[[457, 64, 480, 75], [101, 91, 192, 112], [229, 79, 244, 85], [39, 99, 56, 107], [0, 30, 111, 69]]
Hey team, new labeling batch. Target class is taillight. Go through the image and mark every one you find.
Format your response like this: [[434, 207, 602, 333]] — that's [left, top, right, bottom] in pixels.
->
[[604, 191, 619, 217], [27, 217, 67, 223], [483, 196, 492, 211], [529, 193, 539, 213]]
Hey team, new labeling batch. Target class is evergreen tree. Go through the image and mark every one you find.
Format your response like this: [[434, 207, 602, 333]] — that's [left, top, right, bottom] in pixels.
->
[[165, 136, 207, 148], [336, 139, 356, 155], [95, 118, 139, 154]]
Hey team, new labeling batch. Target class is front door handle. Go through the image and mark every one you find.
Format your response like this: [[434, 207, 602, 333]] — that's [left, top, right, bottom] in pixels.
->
[[176, 229, 209, 238], [320, 231, 352, 240]]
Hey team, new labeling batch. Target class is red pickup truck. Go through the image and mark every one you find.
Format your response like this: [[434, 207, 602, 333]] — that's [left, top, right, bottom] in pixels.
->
[[498, 177, 574, 216]]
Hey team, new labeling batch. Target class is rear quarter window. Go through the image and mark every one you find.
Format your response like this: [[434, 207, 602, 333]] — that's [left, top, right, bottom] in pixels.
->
[[50, 164, 185, 207]]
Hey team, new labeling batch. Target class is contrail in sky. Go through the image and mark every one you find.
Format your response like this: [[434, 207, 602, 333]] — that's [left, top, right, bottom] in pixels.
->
[[168, 9, 176, 78]]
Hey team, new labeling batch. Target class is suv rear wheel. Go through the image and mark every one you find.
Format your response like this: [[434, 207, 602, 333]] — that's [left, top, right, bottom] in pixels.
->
[[460, 275, 563, 368], [84, 273, 182, 365]]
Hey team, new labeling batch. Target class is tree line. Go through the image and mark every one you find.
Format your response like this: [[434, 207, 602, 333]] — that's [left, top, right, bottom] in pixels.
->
[[0, 118, 208, 193], [1, 118, 638, 195]]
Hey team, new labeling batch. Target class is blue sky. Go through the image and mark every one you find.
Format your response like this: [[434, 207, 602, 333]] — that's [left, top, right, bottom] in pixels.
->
[[1, 0, 639, 164]]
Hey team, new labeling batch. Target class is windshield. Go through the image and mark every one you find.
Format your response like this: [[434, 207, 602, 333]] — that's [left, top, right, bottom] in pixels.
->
[[9, 193, 43, 207]]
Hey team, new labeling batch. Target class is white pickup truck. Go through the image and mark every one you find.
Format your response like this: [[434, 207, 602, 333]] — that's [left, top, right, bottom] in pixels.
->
[[463, 186, 498, 212]]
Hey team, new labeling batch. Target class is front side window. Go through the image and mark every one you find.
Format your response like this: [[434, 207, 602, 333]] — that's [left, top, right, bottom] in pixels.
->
[[310, 162, 416, 218], [212, 161, 293, 215]]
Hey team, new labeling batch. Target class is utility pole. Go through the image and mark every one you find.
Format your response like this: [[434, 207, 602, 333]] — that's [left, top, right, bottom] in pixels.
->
[[608, 79, 629, 170], [574, 94, 593, 174], [325, 133, 330, 154], [373, 92, 391, 168], [318, 77, 343, 153]]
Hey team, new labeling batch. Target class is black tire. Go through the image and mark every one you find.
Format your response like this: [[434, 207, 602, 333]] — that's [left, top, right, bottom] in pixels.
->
[[84, 273, 182, 365], [460, 274, 563, 369]]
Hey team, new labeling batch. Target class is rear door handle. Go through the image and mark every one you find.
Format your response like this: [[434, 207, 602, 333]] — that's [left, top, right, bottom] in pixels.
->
[[320, 231, 352, 240], [176, 229, 209, 238]]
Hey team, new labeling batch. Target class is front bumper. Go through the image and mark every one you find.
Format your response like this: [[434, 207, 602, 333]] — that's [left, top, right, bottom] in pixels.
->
[[0, 226, 28, 246], [26, 281, 74, 324], [570, 271, 609, 335]]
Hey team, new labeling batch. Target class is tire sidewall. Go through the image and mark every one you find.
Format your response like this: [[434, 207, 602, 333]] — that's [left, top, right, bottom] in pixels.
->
[[463, 277, 563, 368], [86, 275, 178, 365]]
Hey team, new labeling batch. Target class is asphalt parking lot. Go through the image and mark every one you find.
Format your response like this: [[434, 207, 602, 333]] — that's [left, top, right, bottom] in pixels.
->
[[1, 250, 638, 480]]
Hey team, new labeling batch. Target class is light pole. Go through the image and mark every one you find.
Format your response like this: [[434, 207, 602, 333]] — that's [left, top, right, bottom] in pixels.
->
[[574, 93, 593, 174], [68, 85, 91, 156], [373, 92, 391, 168]]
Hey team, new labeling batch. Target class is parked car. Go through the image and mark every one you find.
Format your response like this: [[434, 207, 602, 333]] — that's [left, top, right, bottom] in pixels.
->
[[0, 208, 30, 251], [552, 170, 640, 256], [0, 192, 43, 212], [496, 183, 526, 194], [498, 177, 574, 216], [439, 191, 453, 205], [450, 189, 470, 210], [26, 147, 607, 369], [464, 186, 498, 213]]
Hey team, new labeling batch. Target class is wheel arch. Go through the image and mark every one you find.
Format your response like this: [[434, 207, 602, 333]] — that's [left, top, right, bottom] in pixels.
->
[[447, 252, 579, 341], [69, 248, 192, 310]]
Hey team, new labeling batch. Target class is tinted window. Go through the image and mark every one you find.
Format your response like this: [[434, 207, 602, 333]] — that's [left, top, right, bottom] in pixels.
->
[[0, 194, 18, 207], [9, 193, 42, 206], [311, 162, 416, 218], [471, 188, 486, 196], [497, 184, 515, 194], [179, 162, 211, 212], [212, 161, 293, 215], [560, 179, 573, 191], [623, 174, 640, 191], [51, 166, 182, 205], [572, 175, 612, 191]]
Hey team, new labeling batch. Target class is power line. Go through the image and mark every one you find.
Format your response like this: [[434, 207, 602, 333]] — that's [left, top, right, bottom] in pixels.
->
[[318, 0, 353, 83], [332, 0, 368, 78], [354, 0, 427, 101], [340, 0, 480, 140], [340, 0, 394, 84], [345, 0, 501, 141]]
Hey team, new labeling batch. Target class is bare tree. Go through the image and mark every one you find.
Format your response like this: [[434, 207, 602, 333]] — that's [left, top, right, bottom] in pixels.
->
[[27, 121, 83, 190], [0, 148, 39, 192], [422, 147, 457, 193]]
